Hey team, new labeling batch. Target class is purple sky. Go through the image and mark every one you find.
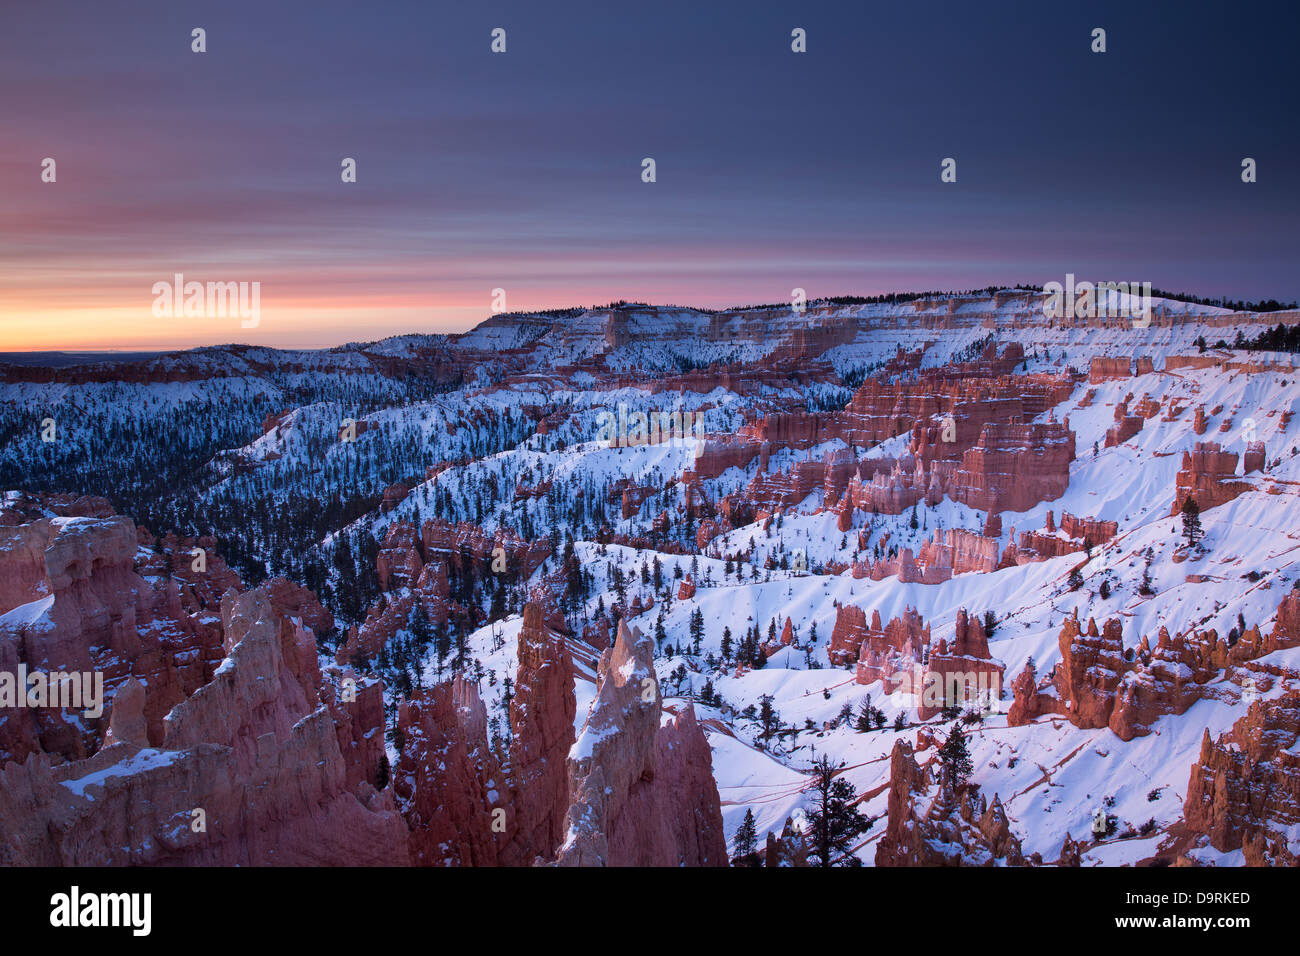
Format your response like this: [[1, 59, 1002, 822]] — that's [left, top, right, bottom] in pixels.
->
[[3, 0, 1298, 350]]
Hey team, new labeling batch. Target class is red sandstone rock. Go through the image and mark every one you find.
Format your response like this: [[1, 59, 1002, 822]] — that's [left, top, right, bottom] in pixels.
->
[[557, 621, 726, 866], [0, 508, 240, 762], [764, 816, 810, 866], [855, 608, 930, 689], [506, 603, 577, 864], [381, 481, 411, 512], [917, 527, 999, 577], [917, 610, 1004, 720], [394, 677, 506, 865], [1171, 442, 1252, 515], [1184, 690, 1300, 859], [828, 605, 869, 666], [1089, 356, 1132, 383], [0, 584, 408, 865], [1056, 612, 1128, 728], [875, 739, 1023, 866]]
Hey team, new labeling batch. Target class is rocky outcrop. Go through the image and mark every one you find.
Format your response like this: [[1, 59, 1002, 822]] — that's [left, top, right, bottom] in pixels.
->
[[1105, 399, 1145, 447], [1184, 690, 1300, 862], [764, 816, 810, 866], [1178, 592, 1300, 861], [875, 740, 1023, 866], [710, 368, 1075, 528], [0, 584, 408, 865], [392, 605, 723, 866], [0, 506, 244, 764], [1013, 593, 1300, 742], [505, 602, 577, 863], [557, 621, 727, 866], [1000, 511, 1117, 566], [1171, 442, 1252, 515], [394, 599, 575, 866], [918, 609, 1004, 720], [1089, 357, 1133, 383], [1055, 612, 1127, 728], [828, 605, 870, 666], [1193, 405, 1208, 435], [1108, 626, 1229, 741], [839, 605, 1000, 720], [853, 608, 930, 686], [393, 677, 506, 866], [1009, 612, 1126, 730], [950, 421, 1075, 514], [917, 527, 999, 576], [1059, 512, 1118, 544]]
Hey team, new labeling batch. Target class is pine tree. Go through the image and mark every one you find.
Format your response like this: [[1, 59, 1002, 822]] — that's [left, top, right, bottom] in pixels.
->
[[758, 694, 779, 742], [937, 724, 974, 792], [732, 808, 760, 866], [1181, 497, 1203, 547], [806, 754, 871, 867], [855, 696, 875, 733], [690, 607, 704, 653]]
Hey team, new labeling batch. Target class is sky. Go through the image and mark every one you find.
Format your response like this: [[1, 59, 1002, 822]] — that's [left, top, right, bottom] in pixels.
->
[[2, 0, 1298, 351]]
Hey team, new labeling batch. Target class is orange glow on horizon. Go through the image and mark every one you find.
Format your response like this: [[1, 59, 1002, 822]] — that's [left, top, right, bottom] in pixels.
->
[[0, 296, 491, 352]]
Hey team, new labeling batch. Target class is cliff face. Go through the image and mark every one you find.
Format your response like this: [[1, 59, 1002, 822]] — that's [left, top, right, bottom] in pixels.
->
[[828, 605, 870, 667], [704, 360, 1077, 528], [1011, 593, 1300, 743], [394, 677, 505, 865], [0, 501, 239, 764], [0, 495, 401, 865], [875, 740, 1023, 867], [1179, 592, 1300, 861], [557, 621, 727, 866], [1184, 691, 1300, 863], [394, 600, 574, 866], [1088, 356, 1133, 383], [392, 607, 724, 866], [0, 584, 408, 866], [1007, 612, 1129, 731], [505, 602, 577, 863], [1171, 441, 1252, 515], [831, 605, 1002, 720], [919, 609, 1005, 721], [951, 421, 1075, 514]]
